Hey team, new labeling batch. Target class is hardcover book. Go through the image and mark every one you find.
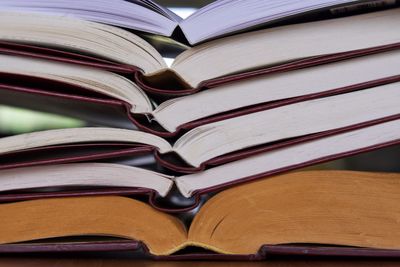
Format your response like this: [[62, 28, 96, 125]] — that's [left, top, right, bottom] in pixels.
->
[[0, 171, 399, 259], [0, 119, 398, 210], [1, 0, 398, 45], [0, 7, 399, 134]]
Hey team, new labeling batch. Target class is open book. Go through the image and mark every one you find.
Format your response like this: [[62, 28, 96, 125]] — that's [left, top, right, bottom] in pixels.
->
[[1, 7, 400, 133], [1, 82, 399, 168], [0, 0, 397, 45], [2, 45, 400, 134], [0, 171, 400, 258], [0, 119, 398, 208]]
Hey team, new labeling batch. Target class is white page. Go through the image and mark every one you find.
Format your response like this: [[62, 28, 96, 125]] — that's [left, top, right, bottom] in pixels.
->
[[0, 0, 179, 36], [177, 119, 400, 197], [0, 128, 172, 155], [180, 0, 364, 44], [173, 83, 400, 167], [0, 163, 174, 197]]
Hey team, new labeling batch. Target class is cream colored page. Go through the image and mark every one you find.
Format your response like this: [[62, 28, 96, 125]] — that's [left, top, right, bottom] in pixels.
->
[[0, 127, 172, 155], [0, 12, 166, 72], [173, 9, 400, 87]]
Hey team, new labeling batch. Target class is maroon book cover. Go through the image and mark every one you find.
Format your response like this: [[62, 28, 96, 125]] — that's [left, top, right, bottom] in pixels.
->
[[0, 240, 399, 260]]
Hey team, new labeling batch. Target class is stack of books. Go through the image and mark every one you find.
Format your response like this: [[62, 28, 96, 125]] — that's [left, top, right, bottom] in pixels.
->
[[0, 0, 399, 260]]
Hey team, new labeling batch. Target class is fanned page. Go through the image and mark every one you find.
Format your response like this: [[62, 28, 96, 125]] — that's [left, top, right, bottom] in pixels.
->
[[0, 127, 172, 155], [0, 163, 174, 197], [155, 50, 400, 132], [0, 8, 399, 89], [0, 171, 400, 256], [0, 54, 155, 114], [0, 12, 167, 73], [0, 0, 180, 36], [187, 171, 400, 254], [171, 83, 400, 167], [2, 48, 399, 133], [172, 8, 400, 87], [1, 82, 399, 170], [1, 0, 396, 45], [0, 119, 399, 198], [176, 119, 400, 197], [179, 0, 377, 44]]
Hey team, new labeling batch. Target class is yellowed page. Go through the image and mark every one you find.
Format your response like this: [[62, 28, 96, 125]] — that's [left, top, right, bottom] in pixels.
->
[[189, 171, 400, 254]]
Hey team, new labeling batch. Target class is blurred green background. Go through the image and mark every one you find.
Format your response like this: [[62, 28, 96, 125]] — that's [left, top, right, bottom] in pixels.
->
[[0, 105, 84, 135]]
